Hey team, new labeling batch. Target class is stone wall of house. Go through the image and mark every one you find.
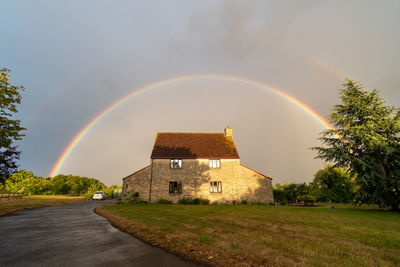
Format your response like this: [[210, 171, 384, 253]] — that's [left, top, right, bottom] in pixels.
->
[[237, 165, 274, 203], [149, 159, 274, 203], [122, 165, 151, 201]]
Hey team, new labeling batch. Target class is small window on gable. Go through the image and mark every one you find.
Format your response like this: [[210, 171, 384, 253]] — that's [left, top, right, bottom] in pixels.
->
[[125, 184, 128, 189], [169, 181, 182, 193], [210, 181, 222, 193], [209, 159, 220, 168], [170, 159, 182, 168]]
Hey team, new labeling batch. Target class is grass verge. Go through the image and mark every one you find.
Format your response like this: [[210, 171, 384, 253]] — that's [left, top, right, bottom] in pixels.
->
[[97, 204, 400, 267], [0, 195, 85, 216]]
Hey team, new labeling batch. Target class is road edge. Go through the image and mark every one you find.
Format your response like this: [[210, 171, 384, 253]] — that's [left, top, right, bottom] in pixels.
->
[[94, 206, 207, 266]]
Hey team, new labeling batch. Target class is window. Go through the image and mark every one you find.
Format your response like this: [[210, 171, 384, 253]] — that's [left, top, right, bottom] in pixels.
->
[[170, 159, 182, 168], [169, 181, 182, 193], [125, 184, 128, 189], [210, 181, 222, 193], [209, 159, 220, 168]]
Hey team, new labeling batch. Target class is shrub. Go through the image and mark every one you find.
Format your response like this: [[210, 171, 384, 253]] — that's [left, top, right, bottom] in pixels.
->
[[192, 198, 201, 205], [297, 194, 316, 206], [85, 189, 96, 199], [200, 198, 210, 205], [123, 190, 147, 204], [251, 201, 265, 205], [177, 197, 209, 205], [102, 187, 115, 199], [156, 198, 172, 204], [241, 199, 248, 204], [178, 197, 194, 204]]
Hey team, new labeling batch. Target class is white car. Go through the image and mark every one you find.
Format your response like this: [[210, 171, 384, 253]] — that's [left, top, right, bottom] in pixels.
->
[[92, 191, 106, 200]]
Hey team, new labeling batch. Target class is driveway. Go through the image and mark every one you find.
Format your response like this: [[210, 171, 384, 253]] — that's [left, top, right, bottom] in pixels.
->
[[0, 200, 198, 267]]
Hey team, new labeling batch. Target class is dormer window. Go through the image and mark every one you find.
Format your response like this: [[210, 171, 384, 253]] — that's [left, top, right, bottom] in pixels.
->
[[170, 159, 182, 168], [209, 159, 220, 168]]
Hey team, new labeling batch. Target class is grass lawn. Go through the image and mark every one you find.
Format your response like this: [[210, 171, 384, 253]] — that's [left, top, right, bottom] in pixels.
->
[[98, 204, 400, 266], [0, 195, 86, 216]]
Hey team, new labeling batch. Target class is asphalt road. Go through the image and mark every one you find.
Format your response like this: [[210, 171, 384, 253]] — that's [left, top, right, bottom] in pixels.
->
[[0, 200, 198, 267]]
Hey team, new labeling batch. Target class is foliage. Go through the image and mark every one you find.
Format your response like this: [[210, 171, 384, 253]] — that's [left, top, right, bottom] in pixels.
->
[[178, 197, 194, 204], [177, 197, 210, 205], [240, 199, 248, 204], [273, 166, 354, 205], [311, 165, 355, 203], [123, 190, 147, 204], [273, 183, 312, 204], [192, 198, 202, 205], [297, 194, 316, 206], [50, 174, 105, 195], [156, 198, 173, 204], [0, 68, 26, 183], [5, 170, 51, 195], [102, 185, 122, 199], [200, 198, 210, 205], [313, 80, 400, 211], [250, 201, 265, 205], [5, 170, 108, 196]]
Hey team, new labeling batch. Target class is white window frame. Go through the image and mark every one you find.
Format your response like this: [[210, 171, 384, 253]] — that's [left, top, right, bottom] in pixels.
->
[[210, 181, 222, 193], [170, 159, 182, 169], [209, 159, 220, 168]]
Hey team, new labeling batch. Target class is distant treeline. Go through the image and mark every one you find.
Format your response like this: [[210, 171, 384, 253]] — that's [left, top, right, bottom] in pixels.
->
[[2, 170, 121, 198], [273, 165, 355, 205]]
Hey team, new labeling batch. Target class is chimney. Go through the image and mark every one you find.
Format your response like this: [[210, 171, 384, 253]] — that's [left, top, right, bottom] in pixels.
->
[[224, 127, 233, 137]]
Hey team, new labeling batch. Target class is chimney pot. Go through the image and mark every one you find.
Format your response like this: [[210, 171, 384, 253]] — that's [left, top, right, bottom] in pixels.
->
[[224, 127, 233, 137]]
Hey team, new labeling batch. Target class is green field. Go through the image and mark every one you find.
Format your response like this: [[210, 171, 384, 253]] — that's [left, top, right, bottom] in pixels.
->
[[0, 195, 85, 216], [99, 204, 400, 266]]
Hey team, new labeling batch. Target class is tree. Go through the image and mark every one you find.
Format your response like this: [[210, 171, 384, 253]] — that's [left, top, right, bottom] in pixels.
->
[[313, 80, 400, 211], [296, 194, 316, 206], [5, 170, 51, 194], [311, 165, 355, 203], [273, 182, 312, 204], [0, 68, 25, 183], [5, 171, 107, 195]]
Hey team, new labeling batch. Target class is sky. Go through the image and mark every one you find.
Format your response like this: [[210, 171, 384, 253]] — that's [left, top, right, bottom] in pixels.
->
[[1, 0, 399, 186]]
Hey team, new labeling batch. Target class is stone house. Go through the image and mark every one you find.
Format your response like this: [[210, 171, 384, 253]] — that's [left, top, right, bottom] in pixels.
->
[[122, 128, 274, 203]]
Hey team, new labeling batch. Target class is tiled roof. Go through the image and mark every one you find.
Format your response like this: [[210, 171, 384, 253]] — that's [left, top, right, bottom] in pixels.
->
[[151, 133, 240, 159]]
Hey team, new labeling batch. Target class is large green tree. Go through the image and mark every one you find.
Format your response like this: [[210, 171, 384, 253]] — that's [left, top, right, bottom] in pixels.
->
[[0, 68, 25, 184], [314, 80, 400, 211], [311, 165, 355, 203]]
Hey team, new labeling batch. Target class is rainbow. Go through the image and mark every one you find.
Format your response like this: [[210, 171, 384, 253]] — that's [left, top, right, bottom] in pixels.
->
[[49, 74, 336, 177], [27, 56, 348, 127], [308, 56, 348, 79]]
